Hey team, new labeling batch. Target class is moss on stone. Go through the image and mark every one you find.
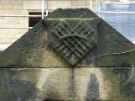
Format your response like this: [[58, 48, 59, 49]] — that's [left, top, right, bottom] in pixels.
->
[[0, 8, 134, 67], [102, 69, 121, 100]]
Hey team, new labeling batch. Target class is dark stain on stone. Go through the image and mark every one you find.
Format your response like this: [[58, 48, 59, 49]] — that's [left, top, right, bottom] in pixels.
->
[[83, 46, 98, 65], [42, 87, 63, 101], [68, 68, 76, 100], [42, 99, 66, 101], [43, 99, 53, 101], [0, 70, 38, 101], [43, 99, 57, 101], [85, 73, 100, 101]]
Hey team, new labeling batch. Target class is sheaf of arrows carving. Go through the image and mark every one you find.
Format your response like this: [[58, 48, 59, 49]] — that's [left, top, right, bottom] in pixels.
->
[[47, 19, 97, 66]]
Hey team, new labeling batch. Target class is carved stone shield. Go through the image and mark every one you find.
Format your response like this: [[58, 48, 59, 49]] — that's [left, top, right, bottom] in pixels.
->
[[47, 18, 99, 66]]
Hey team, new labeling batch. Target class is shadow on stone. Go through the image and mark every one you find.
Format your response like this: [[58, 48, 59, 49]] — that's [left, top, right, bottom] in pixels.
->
[[85, 73, 100, 101]]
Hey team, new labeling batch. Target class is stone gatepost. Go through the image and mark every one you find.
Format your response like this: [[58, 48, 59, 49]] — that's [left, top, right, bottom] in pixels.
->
[[0, 9, 135, 101]]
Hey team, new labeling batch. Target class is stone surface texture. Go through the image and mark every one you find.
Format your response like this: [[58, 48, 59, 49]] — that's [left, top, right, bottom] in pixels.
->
[[0, 9, 135, 101]]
